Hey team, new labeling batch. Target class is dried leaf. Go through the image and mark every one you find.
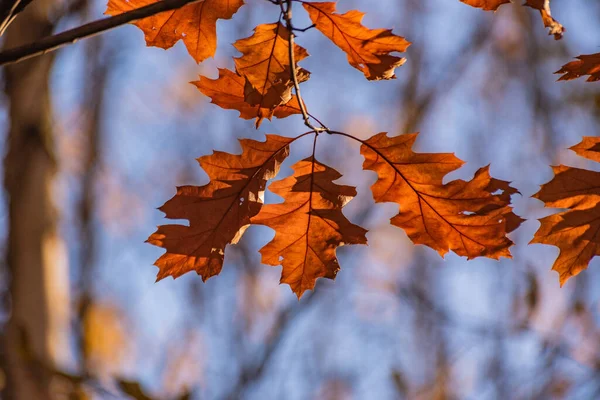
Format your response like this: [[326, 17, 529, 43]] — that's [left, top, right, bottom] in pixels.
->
[[532, 137, 600, 286], [525, 0, 564, 40], [244, 67, 309, 111], [251, 157, 367, 298], [556, 53, 600, 82], [192, 68, 302, 128], [461, 0, 564, 39], [460, 0, 510, 11], [361, 132, 521, 259], [302, 2, 410, 80], [147, 135, 293, 281], [105, 0, 244, 63], [234, 22, 310, 109]]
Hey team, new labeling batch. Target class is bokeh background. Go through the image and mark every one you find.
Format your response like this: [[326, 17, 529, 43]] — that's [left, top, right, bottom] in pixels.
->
[[1, 0, 600, 398]]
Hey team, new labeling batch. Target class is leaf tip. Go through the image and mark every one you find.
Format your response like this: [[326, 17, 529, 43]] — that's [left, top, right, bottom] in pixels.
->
[[558, 274, 569, 288]]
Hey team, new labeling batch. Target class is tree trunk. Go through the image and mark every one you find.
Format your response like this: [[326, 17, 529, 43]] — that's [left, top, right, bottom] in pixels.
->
[[1, 1, 70, 398]]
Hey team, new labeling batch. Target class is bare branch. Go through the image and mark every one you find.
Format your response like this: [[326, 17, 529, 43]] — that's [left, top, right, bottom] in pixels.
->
[[0, 0, 33, 36]]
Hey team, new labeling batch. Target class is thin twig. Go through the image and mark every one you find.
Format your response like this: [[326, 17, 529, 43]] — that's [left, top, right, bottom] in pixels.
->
[[0, 0, 203, 66], [223, 290, 320, 400], [280, 0, 328, 133], [306, 112, 328, 130], [292, 23, 315, 32]]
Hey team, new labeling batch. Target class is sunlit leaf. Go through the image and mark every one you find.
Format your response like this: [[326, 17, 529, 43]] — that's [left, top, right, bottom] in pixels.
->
[[148, 135, 293, 281], [252, 157, 367, 298]]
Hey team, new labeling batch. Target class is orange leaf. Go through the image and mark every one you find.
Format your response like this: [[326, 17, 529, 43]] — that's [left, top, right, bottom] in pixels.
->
[[302, 2, 410, 80], [556, 53, 600, 82], [251, 157, 367, 298], [532, 137, 600, 286], [234, 22, 310, 110], [147, 135, 293, 281], [361, 132, 521, 259], [524, 0, 564, 40], [105, 0, 244, 63], [460, 0, 510, 11], [191, 68, 302, 128]]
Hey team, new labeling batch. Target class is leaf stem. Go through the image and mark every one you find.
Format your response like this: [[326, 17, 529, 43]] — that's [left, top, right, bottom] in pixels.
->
[[328, 130, 367, 146], [292, 23, 315, 32], [0, 0, 204, 66], [280, 0, 328, 134]]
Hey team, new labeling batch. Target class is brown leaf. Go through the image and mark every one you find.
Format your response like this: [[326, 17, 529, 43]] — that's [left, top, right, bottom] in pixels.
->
[[556, 53, 600, 82], [532, 137, 600, 286], [525, 0, 564, 40], [460, 0, 510, 11], [302, 2, 410, 80], [105, 0, 244, 63], [147, 135, 293, 281], [251, 157, 367, 298], [191, 68, 302, 128], [234, 22, 310, 109], [243, 68, 310, 111], [461, 0, 564, 39], [361, 132, 520, 259]]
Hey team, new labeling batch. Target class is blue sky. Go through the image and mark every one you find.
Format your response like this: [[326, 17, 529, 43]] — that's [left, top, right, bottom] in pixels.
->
[[12, 0, 600, 397]]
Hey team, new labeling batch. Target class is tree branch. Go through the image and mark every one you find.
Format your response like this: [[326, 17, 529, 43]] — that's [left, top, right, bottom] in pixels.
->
[[0, 0, 203, 66], [280, 0, 327, 133], [0, 0, 34, 36]]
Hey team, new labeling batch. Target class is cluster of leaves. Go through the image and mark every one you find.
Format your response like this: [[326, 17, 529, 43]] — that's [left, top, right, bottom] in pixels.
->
[[103, 0, 600, 297]]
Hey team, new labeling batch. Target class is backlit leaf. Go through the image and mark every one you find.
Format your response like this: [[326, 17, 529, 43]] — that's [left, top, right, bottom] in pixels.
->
[[234, 22, 310, 110], [532, 137, 600, 285], [361, 132, 521, 259], [556, 53, 600, 82], [147, 135, 293, 281], [251, 157, 367, 298], [192, 68, 302, 128], [302, 1, 410, 80], [460, 0, 510, 11], [524, 0, 564, 40], [105, 0, 244, 63]]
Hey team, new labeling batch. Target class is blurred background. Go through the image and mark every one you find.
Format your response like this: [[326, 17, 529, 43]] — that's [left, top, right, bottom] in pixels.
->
[[1, 0, 600, 398]]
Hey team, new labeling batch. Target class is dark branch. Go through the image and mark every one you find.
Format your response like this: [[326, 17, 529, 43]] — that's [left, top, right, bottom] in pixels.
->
[[292, 23, 315, 32], [0, 0, 203, 66], [0, 0, 34, 36]]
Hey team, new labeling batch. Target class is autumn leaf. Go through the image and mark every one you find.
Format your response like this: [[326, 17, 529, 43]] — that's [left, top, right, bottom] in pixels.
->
[[532, 137, 600, 286], [460, 0, 510, 11], [192, 68, 302, 128], [460, 0, 564, 39], [147, 135, 293, 281], [361, 132, 521, 259], [251, 157, 367, 298], [302, 2, 410, 80], [524, 0, 564, 40], [556, 53, 600, 82], [234, 22, 310, 110], [105, 0, 244, 63]]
